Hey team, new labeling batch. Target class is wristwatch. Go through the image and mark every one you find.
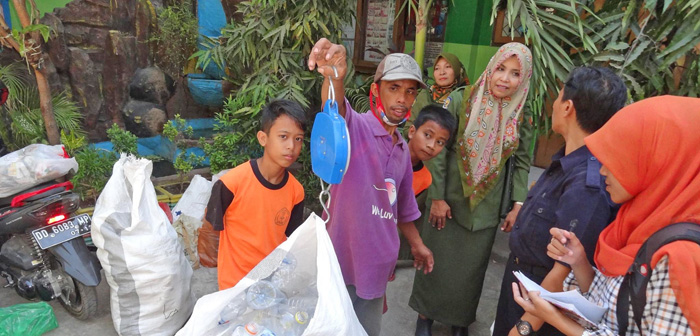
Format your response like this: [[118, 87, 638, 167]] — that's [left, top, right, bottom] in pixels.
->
[[516, 319, 533, 335]]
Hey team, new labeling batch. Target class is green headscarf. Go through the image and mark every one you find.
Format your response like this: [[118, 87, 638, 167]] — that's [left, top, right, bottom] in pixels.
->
[[430, 52, 468, 103]]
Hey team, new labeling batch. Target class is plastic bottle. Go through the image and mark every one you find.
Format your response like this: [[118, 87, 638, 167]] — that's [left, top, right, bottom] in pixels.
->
[[286, 294, 317, 315], [218, 299, 248, 325], [232, 322, 278, 336], [246, 280, 287, 310], [272, 271, 313, 297]]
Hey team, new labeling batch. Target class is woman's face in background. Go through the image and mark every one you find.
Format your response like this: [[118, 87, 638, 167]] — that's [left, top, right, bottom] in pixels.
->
[[434, 57, 456, 88], [490, 56, 521, 98]]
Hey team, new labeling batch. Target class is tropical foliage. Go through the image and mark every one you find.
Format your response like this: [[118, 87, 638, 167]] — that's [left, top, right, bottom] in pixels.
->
[[66, 125, 139, 201], [163, 114, 205, 192], [150, 0, 198, 78], [193, 0, 354, 107], [495, 0, 700, 132], [0, 62, 83, 151], [0, 1, 60, 145], [194, 0, 354, 204]]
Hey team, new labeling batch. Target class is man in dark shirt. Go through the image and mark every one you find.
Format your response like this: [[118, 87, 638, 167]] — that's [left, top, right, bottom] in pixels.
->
[[493, 67, 628, 336]]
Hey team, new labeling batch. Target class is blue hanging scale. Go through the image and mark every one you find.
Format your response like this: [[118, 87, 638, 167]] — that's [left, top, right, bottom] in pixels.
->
[[310, 66, 351, 221]]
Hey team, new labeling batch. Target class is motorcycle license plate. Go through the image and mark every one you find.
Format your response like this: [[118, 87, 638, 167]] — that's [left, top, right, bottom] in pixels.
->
[[31, 214, 91, 249]]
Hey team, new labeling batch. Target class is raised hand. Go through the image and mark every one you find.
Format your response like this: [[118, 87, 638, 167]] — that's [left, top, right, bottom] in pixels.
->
[[307, 38, 347, 80], [547, 228, 587, 268]]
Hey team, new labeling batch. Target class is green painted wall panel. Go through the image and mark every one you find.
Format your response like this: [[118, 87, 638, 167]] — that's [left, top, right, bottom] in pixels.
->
[[444, 0, 493, 46]]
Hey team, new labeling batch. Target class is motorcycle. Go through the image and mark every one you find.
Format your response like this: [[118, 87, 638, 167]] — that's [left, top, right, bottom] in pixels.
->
[[0, 179, 101, 320]]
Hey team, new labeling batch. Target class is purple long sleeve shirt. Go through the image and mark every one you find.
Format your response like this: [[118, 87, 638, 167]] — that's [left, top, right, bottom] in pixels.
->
[[325, 100, 420, 299]]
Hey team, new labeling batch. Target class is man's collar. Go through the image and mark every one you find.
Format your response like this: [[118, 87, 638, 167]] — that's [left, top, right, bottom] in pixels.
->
[[552, 145, 592, 172], [366, 111, 406, 147]]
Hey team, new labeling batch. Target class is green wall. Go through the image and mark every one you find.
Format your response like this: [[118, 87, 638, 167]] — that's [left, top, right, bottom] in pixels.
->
[[405, 0, 498, 83], [9, 0, 72, 28], [444, 0, 493, 46]]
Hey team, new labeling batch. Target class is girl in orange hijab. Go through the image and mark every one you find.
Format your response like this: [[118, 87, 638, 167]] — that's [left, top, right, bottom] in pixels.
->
[[514, 95, 700, 335]]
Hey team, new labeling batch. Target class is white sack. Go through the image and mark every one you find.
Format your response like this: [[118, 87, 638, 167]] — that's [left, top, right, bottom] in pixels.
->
[[91, 155, 195, 336], [176, 213, 367, 336]]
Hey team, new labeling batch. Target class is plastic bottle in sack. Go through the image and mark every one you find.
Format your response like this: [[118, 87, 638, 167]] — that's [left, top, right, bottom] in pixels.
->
[[280, 306, 311, 336], [218, 299, 248, 325], [286, 294, 317, 314], [271, 253, 313, 297], [232, 322, 277, 335], [246, 280, 287, 310]]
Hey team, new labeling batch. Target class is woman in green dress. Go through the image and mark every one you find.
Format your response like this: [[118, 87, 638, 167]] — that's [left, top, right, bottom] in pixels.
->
[[398, 52, 469, 261], [410, 43, 534, 336]]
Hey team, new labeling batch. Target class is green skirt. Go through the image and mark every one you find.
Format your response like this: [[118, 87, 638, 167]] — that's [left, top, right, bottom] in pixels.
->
[[408, 207, 498, 327]]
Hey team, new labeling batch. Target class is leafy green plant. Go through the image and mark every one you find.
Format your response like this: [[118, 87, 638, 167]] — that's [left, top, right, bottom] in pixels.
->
[[203, 91, 266, 173], [107, 124, 138, 156], [70, 147, 116, 203], [0, 2, 61, 145], [495, 0, 700, 133], [1, 90, 84, 152], [194, 0, 354, 108], [194, 0, 354, 203], [150, 0, 198, 78], [61, 130, 116, 202], [60, 130, 86, 157], [163, 114, 205, 192], [345, 68, 373, 113]]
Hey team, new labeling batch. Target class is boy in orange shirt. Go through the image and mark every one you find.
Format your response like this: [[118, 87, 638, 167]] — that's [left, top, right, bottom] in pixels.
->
[[205, 99, 307, 290], [406, 105, 456, 200]]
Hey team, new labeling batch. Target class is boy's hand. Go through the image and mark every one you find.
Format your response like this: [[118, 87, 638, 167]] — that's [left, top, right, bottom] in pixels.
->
[[429, 199, 451, 230], [308, 38, 347, 80], [411, 243, 434, 274], [547, 228, 587, 268]]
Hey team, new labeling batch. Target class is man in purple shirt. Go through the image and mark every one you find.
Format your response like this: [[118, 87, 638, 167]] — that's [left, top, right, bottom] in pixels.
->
[[308, 38, 434, 336]]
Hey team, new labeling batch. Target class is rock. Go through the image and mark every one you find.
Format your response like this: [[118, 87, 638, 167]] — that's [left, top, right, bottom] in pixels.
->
[[40, 13, 70, 72], [68, 47, 105, 141], [41, 53, 64, 95], [54, 0, 113, 28], [165, 77, 211, 119], [129, 67, 175, 105], [122, 100, 167, 137], [103, 31, 138, 128], [62, 24, 109, 49], [135, 0, 156, 67]]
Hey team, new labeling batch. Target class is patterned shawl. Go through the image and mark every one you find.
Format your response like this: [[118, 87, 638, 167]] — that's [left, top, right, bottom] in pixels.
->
[[430, 52, 468, 104], [458, 42, 532, 209]]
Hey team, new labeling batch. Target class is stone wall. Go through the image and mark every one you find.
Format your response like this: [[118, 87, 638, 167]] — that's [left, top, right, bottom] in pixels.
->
[[41, 0, 156, 141]]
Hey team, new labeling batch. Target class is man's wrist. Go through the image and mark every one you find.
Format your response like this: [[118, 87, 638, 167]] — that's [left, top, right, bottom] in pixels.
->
[[514, 201, 524, 206], [515, 319, 534, 335]]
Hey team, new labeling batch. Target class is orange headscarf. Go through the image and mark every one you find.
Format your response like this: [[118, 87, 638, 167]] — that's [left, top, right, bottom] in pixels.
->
[[584, 95, 700, 334]]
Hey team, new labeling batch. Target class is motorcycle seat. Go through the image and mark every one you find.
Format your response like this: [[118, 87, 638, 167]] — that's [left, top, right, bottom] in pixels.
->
[[0, 181, 68, 207]]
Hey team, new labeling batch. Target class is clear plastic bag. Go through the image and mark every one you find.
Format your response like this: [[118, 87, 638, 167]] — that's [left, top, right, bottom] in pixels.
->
[[0, 144, 78, 197]]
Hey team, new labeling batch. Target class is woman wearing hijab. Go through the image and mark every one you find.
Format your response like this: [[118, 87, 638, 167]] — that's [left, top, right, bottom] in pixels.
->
[[398, 53, 469, 261], [514, 96, 700, 335], [412, 52, 469, 113], [410, 43, 534, 336]]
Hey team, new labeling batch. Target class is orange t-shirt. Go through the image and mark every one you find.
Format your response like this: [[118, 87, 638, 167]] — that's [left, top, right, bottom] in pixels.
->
[[412, 162, 432, 196], [211, 160, 304, 289]]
